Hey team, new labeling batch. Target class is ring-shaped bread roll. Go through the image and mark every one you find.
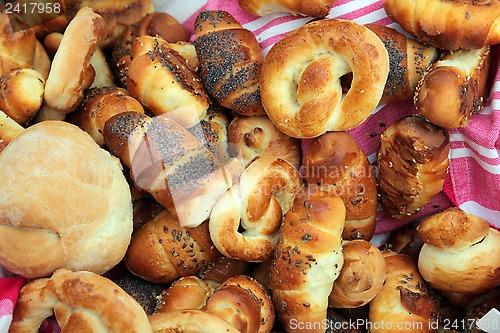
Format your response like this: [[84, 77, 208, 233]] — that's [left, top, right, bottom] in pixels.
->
[[148, 309, 240, 333], [261, 18, 389, 139]]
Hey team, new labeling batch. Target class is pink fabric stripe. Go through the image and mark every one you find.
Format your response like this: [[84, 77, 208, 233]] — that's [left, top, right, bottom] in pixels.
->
[[450, 141, 500, 166]]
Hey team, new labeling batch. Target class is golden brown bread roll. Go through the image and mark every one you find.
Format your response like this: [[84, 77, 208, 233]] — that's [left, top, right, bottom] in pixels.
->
[[377, 116, 450, 219], [148, 309, 241, 333], [197, 255, 251, 289], [0, 121, 132, 279], [368, 251, 439, 333], [155, 276, 214, 313], [302, 131, 377, 241], [365, 24, 439, 105], [194, 10, 265, 116], [383, 0, 500, 50], [206, 275, 275, 333], [228, 115, 301, 169], [261, 18, 389, 138], [238, 0, 336, 18], [0, 110, 23, 153], [329, 240, 386, 308], [417, 207, 500, 294], [125, 209, 219, 284], [10, 269, 153, 333], [209, 157, 302, 262], [270, 185, 345, 333], [415, 46, 491, 129]]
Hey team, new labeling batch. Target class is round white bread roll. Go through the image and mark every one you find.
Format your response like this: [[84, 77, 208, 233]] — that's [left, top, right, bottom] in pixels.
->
[[0, 121, 133, 279]]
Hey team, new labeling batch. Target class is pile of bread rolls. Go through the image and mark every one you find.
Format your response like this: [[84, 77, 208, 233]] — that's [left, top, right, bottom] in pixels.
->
[[1, 0, 499, 332]]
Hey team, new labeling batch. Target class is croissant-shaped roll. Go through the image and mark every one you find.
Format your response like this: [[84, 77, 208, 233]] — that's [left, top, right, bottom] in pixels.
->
[[302, 131, 377, 241], [206, 275, 275, 333], [194, 10, 265, 116], [238, 0, 337, 18], [383, 0, 500, 50], [209, 157, 302, 262], [377, 116, 450, 219], [149, 309, 240, 333], [417, 207, 500, 294], [270, 185, 345, 333], [0, 110, 24, 153], [155, 276, 214, 313], [329, 240, 386, 308]]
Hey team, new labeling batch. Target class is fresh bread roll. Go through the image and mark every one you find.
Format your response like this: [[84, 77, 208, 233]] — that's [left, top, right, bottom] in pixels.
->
[[384, 222, 424, 262], [197, 255, 251, 289], [206, 275, 275, 333], [368, 251, 439, 333], [228, 115, 301, 169], [148, 309, 240, 333], [132, 197, 164, 232], [115, 271, 167, 315], [194, 10, 265, 117], [302, 131, 377, 241], [415, 46, 491, 129], [377, 116, 450, 219], [0, 13, 36, 74], [31, 13, 70, 40], [155, 276, 214, 313], [261, 18, 389, 138], [10, 269, 152, 333], [68, 86, 145, 146], [270, 185, 345, 333], [365, 24, 439, 105], [0, 110, 23, 153], [238, 0, 336, 18], [209, 157, 302, 262], [125, 209, 220, 284], [383, 0, 500, 50], [0, 121, 132, 279], [417, 207, 500, 294], [329, 240, 386, 308]]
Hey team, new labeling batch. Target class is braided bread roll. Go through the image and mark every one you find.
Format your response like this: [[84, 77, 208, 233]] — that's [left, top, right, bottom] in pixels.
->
[[238, 0, 336, 18], [417, 207, 500, 294], [270, 185, 345, 333], [155, 276, 214, 313], [194, 10, 265, 116], [0, 110, 23, 153], [149, 309, 240, 333], [383, 0, 500, 50], [10, 269, 153, 333]]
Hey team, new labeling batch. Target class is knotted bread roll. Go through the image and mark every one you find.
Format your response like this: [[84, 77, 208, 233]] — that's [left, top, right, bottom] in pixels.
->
[[238, 0, 337, 18]]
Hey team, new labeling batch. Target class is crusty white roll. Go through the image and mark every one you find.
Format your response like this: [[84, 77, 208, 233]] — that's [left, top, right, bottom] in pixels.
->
[[329, 240, 386, 308], [238, 0, 336, 18], [10, 269, 152, 333], [261, 18, 389, 138], [368, 251, 440, 333], [209, 157, 302, 262], [383, 0, 500, 50], [415, 46, 491, 129], [417, 207, 500, 294], [271, 185, 345, 333], [155, 276, 214, 313], [0, 121, 132, 279], [0, 110, 23, 153], [148, 309, 240, 333]]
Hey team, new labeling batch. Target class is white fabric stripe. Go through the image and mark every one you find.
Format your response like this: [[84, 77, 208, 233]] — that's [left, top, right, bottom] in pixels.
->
[[329, 0, 380, 17], [0, 314, 12, 333], [459, 201, 500, 225], [450, 133, 500, 159], [451, 148, 500, 174], [254, 16, 311, 42]]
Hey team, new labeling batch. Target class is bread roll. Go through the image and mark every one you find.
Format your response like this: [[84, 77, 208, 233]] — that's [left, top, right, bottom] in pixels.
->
[[194, 10, 265, 116], [0, 121, 132, 279], [417, 207, 500, 294], [197, 255, 251, 289], [270, 185, 345, 333], [155, 276, 214, 313], [261, 18, 389, 138], [384, 222, 424, 262], [377, 116, 450, 219], [148, 309, 240, 333], [415, 46, 491, 129], [0, 110, 23, 153], [238, 0, 336, 18]]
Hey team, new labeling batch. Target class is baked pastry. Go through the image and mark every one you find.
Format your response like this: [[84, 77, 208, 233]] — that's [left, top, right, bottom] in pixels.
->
[[0, 110, 23, 152], [368, 251, 439, 333], [377, 116, 450, 219], [415, 46, 491, 129], [417, 207, 500, 294], [155, 276, 214, 313], [9, 269, 152, 333], [194, 10, 265, 116], [209, 157, 302, 262], [125, 209, 220, 284], [0, 121, 132, 279], [238, 0, 337, 18], [302, 131, 377, 241], [383, 0, 500, 50], [270, 185, 345, 333], [197, 255, 251, 288], [261, 18, 389, 138], [383, 222, 424, 262], [148, 309, 240, 333]]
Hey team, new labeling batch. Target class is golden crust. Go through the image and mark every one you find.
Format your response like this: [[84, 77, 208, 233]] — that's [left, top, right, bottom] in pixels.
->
[[238, 0, 337, 18], [155, 276, 214, 312], [149, 309, 241, 333]]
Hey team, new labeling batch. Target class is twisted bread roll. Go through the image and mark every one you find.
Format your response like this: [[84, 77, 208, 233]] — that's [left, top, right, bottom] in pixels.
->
[[377, 116, 450, 219], [261, 18, 389, 138], [368, 251, 439, 333], [228, 115, 301, 169], [415, 46, 491, 129], [302, 131, 377, 241], [194, 10, 265, 116], [149, 309, 240, 333], [155, 276, 214, 313], [329, 240, 386, 308], [0, 110, 23, 153], [209, 157, 302, 262], [270, 186, 345, 333], [383, 0, 500, 50], [366, 24, 438, 105], [206, 275, 275, 333], [238, 0, 336, 18], [417, 207, 500, 294], [10, 269, 152, 333]]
